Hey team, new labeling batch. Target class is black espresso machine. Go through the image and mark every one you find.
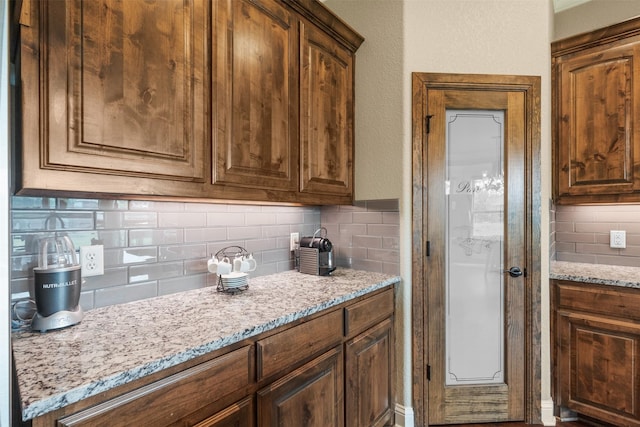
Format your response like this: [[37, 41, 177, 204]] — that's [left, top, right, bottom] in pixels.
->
[[297, 227, 336, 276]]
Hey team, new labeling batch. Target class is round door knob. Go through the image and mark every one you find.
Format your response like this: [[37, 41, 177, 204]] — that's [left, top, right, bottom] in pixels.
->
[[504, 266, 523, 278]]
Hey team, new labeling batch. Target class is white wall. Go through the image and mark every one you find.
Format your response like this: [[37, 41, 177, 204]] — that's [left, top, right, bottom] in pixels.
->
[[325, 1, 553, 425], [554, 0, 640, 40]]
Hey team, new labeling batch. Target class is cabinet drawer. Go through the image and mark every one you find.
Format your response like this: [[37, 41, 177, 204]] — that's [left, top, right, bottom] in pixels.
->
[[58, 345, 253, 427], [344, 288, 394, 338], [257, 309, 343, 381], [556, 281, 640, 322]]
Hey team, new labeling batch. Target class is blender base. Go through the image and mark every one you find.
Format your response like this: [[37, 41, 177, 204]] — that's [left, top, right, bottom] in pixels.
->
[[31, 307, 84, 332]]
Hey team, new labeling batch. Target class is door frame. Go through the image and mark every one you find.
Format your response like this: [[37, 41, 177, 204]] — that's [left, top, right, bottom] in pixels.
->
[[411, 73, 542, 426]]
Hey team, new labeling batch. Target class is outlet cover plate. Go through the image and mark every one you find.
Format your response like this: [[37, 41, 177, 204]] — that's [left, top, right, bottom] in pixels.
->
[[290, 232, 299, 251], [610, 230, 626, 249], [80, 245, 105, 277]]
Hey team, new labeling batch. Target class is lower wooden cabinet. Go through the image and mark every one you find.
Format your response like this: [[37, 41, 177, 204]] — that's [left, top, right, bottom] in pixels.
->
[[257, 346, 344, 426], [346, 318, 394, 427], [26, 287, 395, 427], [194, 397, 254, 427], [552, 280, 640, 426]]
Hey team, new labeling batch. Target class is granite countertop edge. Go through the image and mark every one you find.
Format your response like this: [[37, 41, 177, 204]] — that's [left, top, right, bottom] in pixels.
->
[[550, 260, 640, 289], [14, 269, 401, 421]]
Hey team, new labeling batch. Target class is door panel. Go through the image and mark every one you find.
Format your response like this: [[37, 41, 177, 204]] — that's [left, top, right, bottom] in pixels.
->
[[43, 0, 207, 181], [425, 89, 525, 424]]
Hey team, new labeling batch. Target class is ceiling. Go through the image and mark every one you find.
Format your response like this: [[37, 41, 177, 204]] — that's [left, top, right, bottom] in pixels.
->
[[554, 0, 591, 13]]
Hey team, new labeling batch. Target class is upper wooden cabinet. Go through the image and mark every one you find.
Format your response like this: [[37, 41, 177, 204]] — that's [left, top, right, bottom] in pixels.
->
[[552, 18, 640, 204], [17, 0, 209, 197], [15, 0, 363, 204], [299, 20, 354, 200], [213, 0, 298, 194]]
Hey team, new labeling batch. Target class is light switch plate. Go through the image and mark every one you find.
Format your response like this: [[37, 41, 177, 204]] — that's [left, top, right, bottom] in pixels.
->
[[610, 230, 626, 249]]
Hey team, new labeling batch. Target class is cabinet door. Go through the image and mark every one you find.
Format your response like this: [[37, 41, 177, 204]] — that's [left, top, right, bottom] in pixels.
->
[[556, 42, 640, 198], [556, 311, 640, 425], [299, 20, 354, 201], [213, 0, 298, 194], [345, 318, 394, 427], [257, 346, 344, 427], [193, 397, 254, 427], [26, 0, 207, 188]]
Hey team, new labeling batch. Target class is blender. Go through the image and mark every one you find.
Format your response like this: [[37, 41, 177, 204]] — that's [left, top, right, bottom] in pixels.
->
[[32, 235, 84, 332]]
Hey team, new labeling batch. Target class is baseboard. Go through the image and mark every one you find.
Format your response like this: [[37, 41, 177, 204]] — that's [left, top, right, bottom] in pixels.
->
[[395, 403, 414, 427], [395, 401, 554, 426], [542, 398, 557, 426]]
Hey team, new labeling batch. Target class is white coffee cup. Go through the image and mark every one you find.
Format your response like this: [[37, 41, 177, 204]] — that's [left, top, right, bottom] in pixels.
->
[[207, 257, 232, 275], [242, 254, 257, 272], [233, 256, 243, 273]]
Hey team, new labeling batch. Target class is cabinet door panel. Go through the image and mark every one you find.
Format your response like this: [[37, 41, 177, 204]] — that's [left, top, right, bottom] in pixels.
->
[[193, 397, 254, 427], [345, 318, 394, 427], [556, 42, 640, 197], [257, 347, 344, 427], [299, 21, 353, 198], [213, 0, 297, 192], [557, 311, 640, 425], [43, 0, 207, 181]]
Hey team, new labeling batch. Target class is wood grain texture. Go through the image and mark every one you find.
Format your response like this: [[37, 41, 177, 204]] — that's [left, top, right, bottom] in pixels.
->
[[256, 309, 343, 382], [553, 280, 640, 426], [213, 0, 298, 193], [411, 73, 542, 427], [192, 397, 254, 427], [57, 345, 252, 427], [345, 318, 394, 427], [299, 19, 353, 199], [16, 0, 361, 205], [552, 19, 640, 204], [44, 0, 208, 179], [427, 87, 524, 425], [257, 346, 344, 427], [344, 288, 394, 338]]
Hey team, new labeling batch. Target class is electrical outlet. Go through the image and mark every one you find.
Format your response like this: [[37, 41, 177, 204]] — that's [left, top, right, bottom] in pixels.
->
[[290, 232, 300, 251], [610, 230, 626, 249], [80, 245, 104, 277]]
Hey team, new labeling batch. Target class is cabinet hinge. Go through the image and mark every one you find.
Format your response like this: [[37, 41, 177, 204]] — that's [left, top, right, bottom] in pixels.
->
[[427, 364, 431, 381], [425, 115, 433, 134], [426, 240, 430, 257]]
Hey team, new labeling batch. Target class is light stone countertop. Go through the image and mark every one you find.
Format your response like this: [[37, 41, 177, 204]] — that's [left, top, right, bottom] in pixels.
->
[[12, 268, 401, 421], [550, 261, 640, 288]]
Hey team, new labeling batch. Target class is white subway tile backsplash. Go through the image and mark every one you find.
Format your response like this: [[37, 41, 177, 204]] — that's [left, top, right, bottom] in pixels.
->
[[352, 211, 383, 224], [129, 261, 184, 283], [159, 244, 207, 261], [159, 212, 206, 228], [207, 212, 245, 227], [129, 229, 183, 246], [227, 226, 263, 240], [184, 227, 227, 243], [159, 274, 207, 296], [81, 267, 128, 291], [10, 196, 400, 311], [94, 282, 158, 308], [554, 204, 640, 267]]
